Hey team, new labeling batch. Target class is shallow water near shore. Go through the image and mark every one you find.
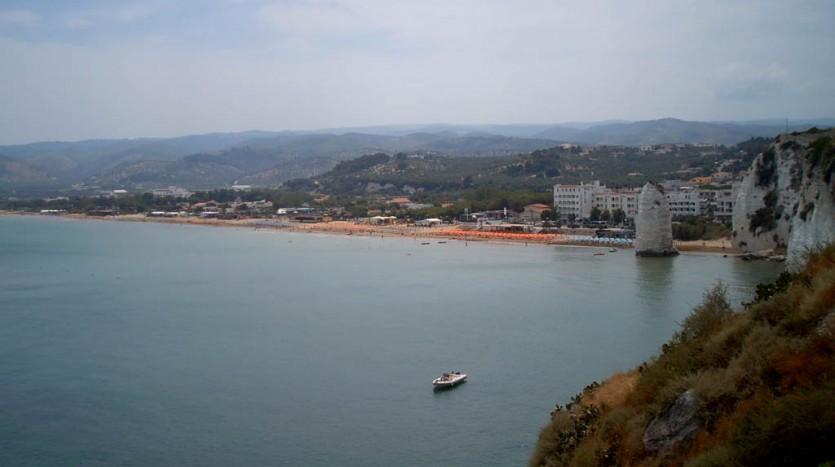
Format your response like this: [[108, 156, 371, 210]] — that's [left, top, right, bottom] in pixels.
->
[[0, 216, 783, 466]]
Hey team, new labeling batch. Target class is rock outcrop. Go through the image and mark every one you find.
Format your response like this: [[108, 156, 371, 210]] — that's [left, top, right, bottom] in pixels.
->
[[635, 182, 679, 257], [732, 128, 835, 270], [642, 389, 700, 452]]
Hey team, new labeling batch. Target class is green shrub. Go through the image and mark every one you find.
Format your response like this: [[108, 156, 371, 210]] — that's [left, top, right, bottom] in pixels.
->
[[732, 384, 835, 466], [745, 271, 795, 308], [755, 148, 777, 187], [674, 283, 733, 344], [807, 136, 835, 183], [685, 445, 742, 467]]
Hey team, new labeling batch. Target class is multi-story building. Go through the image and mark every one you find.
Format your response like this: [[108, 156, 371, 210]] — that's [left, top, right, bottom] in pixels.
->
[[665, 186, 701, 217], [593, 190, 640, 219], [555, 180, 737, 223], [553, 181, 603, 221], [554, 181, 639, 222], [710, 182, 740, 223], [151, 186, 192, 198]]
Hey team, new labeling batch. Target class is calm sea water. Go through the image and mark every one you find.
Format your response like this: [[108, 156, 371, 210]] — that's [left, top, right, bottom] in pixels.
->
[[0, 216, 783, 466]]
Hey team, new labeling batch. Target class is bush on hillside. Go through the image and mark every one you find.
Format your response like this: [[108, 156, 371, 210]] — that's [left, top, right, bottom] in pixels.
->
[[530, 244, 835, 466]]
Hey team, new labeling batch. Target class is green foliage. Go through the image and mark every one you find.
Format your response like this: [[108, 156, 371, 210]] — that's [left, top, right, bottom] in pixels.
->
[[749, 203, 782, 235], [676, 283, 734, 344], [755, 147, 777, 187], [747, 189, 783, 234], [744, 271, 795, 308], [464, 186, 552, 212], [530, 404, 601, 467], [732, 384, 835, 466], [672, 216, 732, 241], [330, 153, 390, 175], [532, 245, 835, 465], [807, 136, 835, 183], [504, 148, 561, 178], [733, 137, 772, 171], [611, 208, 626, 225]]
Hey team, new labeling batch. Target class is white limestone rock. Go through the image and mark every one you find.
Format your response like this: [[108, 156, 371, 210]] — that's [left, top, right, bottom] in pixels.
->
[[635, 182, 678, 257], [733, 129, 835, 270]]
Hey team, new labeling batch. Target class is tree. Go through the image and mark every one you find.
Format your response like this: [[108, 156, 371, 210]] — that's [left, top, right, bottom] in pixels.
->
[[590, 206, 602, 222], [600, 209, 611, 223], [612, 208, 626, 226]]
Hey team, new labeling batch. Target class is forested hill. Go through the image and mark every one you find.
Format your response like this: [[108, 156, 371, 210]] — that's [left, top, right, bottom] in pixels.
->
[[1, 118, 830, 197], [0, 132, 557, 197], [299, 139, 769, 196]]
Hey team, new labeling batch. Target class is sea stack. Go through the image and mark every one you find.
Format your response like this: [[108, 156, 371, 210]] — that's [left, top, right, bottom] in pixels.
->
[[635, 182, 679, 257]]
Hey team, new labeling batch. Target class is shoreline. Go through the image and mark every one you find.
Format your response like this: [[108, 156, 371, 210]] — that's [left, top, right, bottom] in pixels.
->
[[1, 211, 741, 255]]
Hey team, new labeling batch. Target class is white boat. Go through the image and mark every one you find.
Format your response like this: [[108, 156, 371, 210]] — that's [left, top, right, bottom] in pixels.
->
[[433, 371, 467, 388]]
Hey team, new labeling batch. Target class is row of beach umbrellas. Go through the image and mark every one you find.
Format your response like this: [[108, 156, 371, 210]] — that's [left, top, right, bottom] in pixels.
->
[[567, 236, 634, 245]]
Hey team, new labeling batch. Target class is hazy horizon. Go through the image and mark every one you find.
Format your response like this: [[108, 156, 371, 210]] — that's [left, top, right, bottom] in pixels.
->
[[2, 1, 833, 145], [3, 116, 835, 147]]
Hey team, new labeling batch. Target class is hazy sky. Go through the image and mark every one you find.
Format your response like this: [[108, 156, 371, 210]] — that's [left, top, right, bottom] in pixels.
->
[[1, 0, 833, 144]]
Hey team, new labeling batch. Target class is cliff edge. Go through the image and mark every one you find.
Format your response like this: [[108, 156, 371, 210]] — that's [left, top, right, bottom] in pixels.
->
[[732, 128, 835, 270]]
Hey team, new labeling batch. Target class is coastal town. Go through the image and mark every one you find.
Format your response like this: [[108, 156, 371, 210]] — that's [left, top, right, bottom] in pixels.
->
[[12, 175, 744, 253]]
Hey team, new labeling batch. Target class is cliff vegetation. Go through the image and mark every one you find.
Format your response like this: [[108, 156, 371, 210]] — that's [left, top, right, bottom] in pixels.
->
[[531, 244, 835, 466]]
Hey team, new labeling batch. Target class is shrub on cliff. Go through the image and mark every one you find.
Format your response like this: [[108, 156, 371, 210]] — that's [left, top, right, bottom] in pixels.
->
[[530, 244, 835, 466]]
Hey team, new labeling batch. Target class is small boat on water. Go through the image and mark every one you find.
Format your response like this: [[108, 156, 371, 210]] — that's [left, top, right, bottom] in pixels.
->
[[433, 371, 467, 389]]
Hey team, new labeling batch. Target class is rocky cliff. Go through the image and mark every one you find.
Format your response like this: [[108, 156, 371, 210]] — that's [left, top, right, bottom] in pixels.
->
[[635, 182, 678, 257], [732, 128, 835, 270]]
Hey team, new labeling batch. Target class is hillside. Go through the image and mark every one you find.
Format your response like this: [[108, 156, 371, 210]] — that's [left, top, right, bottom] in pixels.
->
[[0, 154, 53, 182], [0, 118, 829, 197], [530, 245, 835, 466], [305, 140, 768, 198]]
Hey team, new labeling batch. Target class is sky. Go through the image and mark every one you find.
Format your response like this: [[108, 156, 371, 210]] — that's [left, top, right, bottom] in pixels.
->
[[0, 0, 833, 145]]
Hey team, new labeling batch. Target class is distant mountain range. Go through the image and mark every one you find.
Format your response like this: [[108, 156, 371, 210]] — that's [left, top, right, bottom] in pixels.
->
[[1, 117, 832, 197]]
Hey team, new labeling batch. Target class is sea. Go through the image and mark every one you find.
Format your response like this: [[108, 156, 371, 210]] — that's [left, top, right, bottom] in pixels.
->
[[0, 215, 784, 466]]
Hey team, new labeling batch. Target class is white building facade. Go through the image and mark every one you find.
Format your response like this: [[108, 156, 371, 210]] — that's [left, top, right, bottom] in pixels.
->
[[555, 180, 736, 223], [554, 181, 640, 222], [553, 181, 602, 221]]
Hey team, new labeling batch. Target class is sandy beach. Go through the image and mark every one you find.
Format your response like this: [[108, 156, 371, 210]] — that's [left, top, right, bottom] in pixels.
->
[[12, 212, 739, 254]]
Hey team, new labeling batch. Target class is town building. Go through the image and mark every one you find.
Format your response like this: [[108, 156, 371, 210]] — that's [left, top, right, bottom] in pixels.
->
[[662, 181, 701, 217], [593, 190, 640, 220], [150, 186, 192, 198], [709, 182, 740, 223], [518, 203, 552, 223], [553, 181, 603, 222], [553, 181, 639, 222], [555, 180, 734, 224]]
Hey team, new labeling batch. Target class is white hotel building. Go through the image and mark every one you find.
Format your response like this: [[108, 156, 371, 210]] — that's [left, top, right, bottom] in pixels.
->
[[553, 181, 602, 221], [661, 181, 701, 217], [554, 180, 729, 222], [553, 181, 640, 222]]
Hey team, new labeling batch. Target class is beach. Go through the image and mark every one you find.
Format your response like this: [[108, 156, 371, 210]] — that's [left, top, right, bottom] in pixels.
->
[[14, 212, 739, 254]]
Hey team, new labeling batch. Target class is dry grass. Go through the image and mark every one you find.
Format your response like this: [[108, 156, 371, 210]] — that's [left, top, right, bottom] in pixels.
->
[[582, 370, 639, 409], [530, 243, 835, 466]]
